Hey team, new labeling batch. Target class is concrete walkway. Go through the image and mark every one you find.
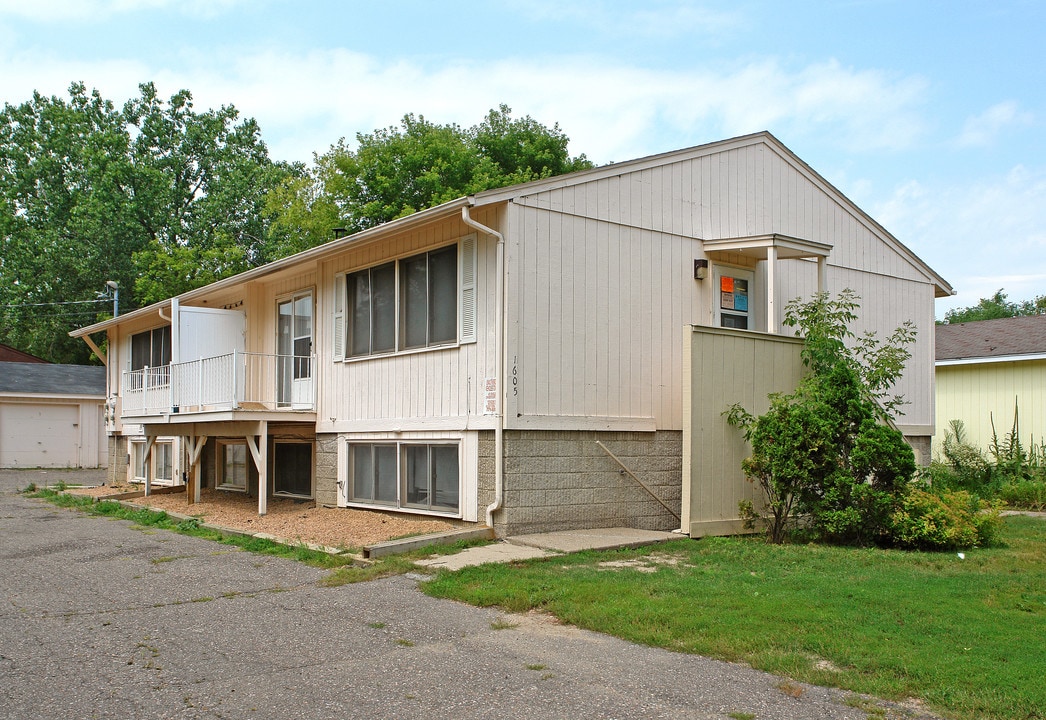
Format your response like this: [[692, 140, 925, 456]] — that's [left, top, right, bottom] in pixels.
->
[[416, 527, 681, 571]]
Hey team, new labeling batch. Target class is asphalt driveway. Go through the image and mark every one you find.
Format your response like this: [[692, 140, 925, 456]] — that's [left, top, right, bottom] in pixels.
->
[[0, 469, 937, 719]]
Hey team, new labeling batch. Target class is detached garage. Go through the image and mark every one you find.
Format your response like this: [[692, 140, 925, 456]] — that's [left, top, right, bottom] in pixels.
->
[[0, 362, 107, 469]]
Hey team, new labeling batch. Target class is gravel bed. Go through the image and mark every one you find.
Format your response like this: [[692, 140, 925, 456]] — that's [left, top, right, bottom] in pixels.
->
[[67, 485, 459, 550]]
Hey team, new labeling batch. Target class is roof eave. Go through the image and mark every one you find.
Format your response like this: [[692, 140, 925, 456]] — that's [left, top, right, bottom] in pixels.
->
[[70, 197, 473, 338], [936, 352, 1046, 366]]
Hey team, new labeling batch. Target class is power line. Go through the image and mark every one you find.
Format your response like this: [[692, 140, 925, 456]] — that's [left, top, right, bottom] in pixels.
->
[[0, 308, 108, 321], [0, 298, 109, 309]]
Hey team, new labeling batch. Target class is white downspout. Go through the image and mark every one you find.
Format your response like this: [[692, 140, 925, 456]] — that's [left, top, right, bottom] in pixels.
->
[[461, 206, 505, 529]]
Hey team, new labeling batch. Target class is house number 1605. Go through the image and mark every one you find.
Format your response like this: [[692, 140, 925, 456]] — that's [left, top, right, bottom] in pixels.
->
[[512, 357, 518, 396]]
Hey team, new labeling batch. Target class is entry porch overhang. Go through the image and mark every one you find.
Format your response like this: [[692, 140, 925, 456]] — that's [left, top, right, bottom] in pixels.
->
[[704, 233, 833, 334]]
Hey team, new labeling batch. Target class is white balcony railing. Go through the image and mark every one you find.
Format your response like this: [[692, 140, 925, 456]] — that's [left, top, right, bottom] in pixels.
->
[[121, 351, 315, 417]]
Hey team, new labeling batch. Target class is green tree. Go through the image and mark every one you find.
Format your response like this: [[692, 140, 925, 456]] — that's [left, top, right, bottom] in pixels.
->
[[122, 83, 302, 304], [943, 289, 1046, 324], [0, 83, 297, 362], [726, 290, 918, 545], [267, 105, 593, 243], [0, 84, 141, 363]]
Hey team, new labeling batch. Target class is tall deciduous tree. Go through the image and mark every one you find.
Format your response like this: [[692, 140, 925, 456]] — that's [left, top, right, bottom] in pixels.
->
[[943, 289, 1046, 324], [0, 83, 298, 363], [266, 105, 593, 245]]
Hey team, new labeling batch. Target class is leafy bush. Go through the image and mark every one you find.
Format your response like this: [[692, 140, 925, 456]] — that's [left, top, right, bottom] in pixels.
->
[[889, 490, 1002, 550], [726, 393, 837, 543], [933, 413, 1046, 510], [726, 290, 919, 545], [998, 480, 1046, 511], [937, 420, 998, 496]]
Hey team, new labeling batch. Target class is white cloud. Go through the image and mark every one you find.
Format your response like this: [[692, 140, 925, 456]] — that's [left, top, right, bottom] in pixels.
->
[[958, 101, 1034, 147], [267, 53, 928, 162], [1, 44, 928, 166], [505, 0, 742, 38], [876, 165, 1046, 316]]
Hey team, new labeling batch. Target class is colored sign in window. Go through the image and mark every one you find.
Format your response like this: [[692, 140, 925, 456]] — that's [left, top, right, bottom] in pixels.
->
[[720, 276, 749, 311]]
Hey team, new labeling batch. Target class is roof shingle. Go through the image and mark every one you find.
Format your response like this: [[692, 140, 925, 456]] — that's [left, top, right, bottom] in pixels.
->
[[936, 315, 1046, 361], [0, 362, 105, 396]]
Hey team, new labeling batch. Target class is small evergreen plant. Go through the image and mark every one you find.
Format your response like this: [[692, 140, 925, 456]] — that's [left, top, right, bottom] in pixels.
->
[[726, 290, 917, 545]]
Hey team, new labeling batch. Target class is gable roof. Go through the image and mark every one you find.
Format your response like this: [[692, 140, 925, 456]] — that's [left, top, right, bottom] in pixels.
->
[[72, 131, 951, 339], [936, 315, 1046, 362], [0, 362, 106, 396], [0, 343, 48, 363], [473, 131, 953, 299]]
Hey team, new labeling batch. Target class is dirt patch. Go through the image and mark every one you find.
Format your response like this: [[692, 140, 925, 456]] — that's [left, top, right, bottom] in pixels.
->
[[597, 552, 691, 572], [68, 483, 139, 497], [68, 485, 459, 551]]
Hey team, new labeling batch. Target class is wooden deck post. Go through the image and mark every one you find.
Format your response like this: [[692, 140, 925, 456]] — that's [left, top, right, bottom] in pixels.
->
[[246, 420, 268, 516], [184, 435, 207, 505]]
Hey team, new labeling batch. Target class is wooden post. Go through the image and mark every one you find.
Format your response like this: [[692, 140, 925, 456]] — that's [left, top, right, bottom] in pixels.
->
[[143, 436, 157, 496], [184, 435, 207, 505], [247, 420, 268, 516]]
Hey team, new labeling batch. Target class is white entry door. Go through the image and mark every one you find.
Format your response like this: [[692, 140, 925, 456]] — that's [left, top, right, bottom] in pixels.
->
[[277, 292, 313, 409]]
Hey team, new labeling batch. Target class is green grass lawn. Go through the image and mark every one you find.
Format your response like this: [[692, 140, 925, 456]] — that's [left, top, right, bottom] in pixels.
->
[[423, 517, 1045, 720]]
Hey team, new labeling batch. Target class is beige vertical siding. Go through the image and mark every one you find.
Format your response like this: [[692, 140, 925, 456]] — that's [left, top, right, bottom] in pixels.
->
[[934, 359, 1046, 456], [506, 205, 700, 428], [775, 263, 937, 429], [682, 326, 805, 536], [506, 140, 938, 433], [317, 210, 499, 431], [246, 268, 317, 356], [515, 142, 930, 284]]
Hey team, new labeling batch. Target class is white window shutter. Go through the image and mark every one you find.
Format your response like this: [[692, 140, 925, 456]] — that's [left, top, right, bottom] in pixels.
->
[[333, 273, 345, 361], [459, 234, 477, 343]]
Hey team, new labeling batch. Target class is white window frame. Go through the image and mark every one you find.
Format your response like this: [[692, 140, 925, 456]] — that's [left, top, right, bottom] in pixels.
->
[[129, 325, 172, 372], [130, 440, 148, 482], [334, 236, 477, 361], [712, 264, 756, 331], [153, 441, 174, 484], [345, 441, 461, 516], [216, 440, 249, 492]]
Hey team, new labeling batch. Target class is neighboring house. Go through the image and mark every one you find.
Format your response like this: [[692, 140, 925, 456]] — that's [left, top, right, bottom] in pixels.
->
[[0, 362, 107, 468], [934, 315, 1046, 456], [71, 132, 951, 537], [0, 343, 48, 363]]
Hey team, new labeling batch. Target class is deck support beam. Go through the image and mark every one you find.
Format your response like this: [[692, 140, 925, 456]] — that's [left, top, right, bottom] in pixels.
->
[[183, 435, 208, 505], [246, 420, 268, 516]]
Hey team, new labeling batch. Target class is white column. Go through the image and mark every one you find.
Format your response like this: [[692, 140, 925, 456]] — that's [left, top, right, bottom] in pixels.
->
[[766, 246, 778, 334], [817, 256, 827, 294]]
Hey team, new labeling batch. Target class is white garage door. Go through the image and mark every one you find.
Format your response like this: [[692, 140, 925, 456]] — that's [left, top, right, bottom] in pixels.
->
[[0, 403, 79, 468]]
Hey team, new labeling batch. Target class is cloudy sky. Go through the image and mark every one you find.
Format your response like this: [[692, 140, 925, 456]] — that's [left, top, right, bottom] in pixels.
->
[[1, 0, 1043, 317]]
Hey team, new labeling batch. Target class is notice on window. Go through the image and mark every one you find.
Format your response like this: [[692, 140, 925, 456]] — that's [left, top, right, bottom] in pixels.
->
[[721, 276, 748, 311]]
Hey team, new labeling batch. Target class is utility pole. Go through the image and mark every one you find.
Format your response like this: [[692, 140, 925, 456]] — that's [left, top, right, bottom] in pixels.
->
[[105, 280, 119, 318]]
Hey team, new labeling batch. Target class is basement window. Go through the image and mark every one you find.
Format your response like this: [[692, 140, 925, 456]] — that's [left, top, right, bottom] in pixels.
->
[[348, 442, 459, 514], [131, 441, 147, 482], [154, 442, 173, 484], [217, 441, 248, 491]]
